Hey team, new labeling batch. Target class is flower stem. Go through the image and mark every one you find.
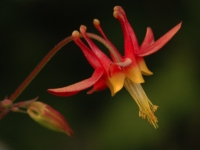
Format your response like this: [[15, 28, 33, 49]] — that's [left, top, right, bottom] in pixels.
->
[[9, 36, 73, 101], [9, 32, 119, 102]]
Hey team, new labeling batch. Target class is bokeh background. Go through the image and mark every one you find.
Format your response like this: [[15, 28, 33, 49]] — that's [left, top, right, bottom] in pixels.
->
[[0, 0, 199, 150]]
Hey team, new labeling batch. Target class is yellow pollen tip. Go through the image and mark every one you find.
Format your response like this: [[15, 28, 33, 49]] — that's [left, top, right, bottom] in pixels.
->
[[93, 19, 100, 26], [72, 30, 80, 38]]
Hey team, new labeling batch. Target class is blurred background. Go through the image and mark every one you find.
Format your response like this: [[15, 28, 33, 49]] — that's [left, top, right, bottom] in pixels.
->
[[0, 0, 199, 150]]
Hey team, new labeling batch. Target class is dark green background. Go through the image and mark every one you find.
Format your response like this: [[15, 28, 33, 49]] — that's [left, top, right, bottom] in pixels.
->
[[0, 0, 199, 150]]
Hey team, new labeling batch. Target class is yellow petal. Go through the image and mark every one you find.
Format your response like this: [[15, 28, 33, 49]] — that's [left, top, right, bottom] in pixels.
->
[[105, 72, 126, 96], [123, 64, 144, 83], [137, 57, 153, 75]]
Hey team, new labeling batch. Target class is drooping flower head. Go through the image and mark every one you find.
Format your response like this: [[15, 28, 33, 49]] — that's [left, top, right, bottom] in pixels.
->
[[48, 6, 181, 128]]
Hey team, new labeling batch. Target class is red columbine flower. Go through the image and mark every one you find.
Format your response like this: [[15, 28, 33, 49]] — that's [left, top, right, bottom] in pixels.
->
[[48, 6, 181, 128]]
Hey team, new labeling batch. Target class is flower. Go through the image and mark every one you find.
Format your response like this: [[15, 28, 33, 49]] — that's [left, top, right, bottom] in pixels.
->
[[48, 6, 181, 128], [27, 101, 74, 136]]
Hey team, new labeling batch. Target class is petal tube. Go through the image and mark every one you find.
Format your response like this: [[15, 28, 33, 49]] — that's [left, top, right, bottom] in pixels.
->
[[72, 31, 102, 69], [80, 25, 112, 74], [113, 10, 144, 83], [47, 68, 104, 96], [113, 10, 136, 58], [93, 19, 123, 62], [137, 22, 182, 57], [114, 6, 140, 53]]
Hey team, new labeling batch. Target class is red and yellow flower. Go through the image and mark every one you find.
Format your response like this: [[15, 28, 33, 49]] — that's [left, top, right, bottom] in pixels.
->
[[48, 6, 181, 128]]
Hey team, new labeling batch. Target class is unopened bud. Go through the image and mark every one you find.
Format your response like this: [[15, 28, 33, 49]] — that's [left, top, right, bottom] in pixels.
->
[[0, 98, 12, 108], [27, 101, 73, 136]]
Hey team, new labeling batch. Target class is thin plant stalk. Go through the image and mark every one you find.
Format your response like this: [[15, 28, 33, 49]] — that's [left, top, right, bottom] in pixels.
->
[[8, 33, 115, 102], [9, 36, 73, 101]]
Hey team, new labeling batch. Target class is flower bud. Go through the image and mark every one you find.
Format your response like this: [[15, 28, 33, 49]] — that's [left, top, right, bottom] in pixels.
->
[[27, 101, 73, 136]]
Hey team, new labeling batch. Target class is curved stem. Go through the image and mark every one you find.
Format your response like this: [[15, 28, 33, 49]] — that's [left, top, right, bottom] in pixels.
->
[[9, 36, 73, 101], [9, 32, 120, 102]]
